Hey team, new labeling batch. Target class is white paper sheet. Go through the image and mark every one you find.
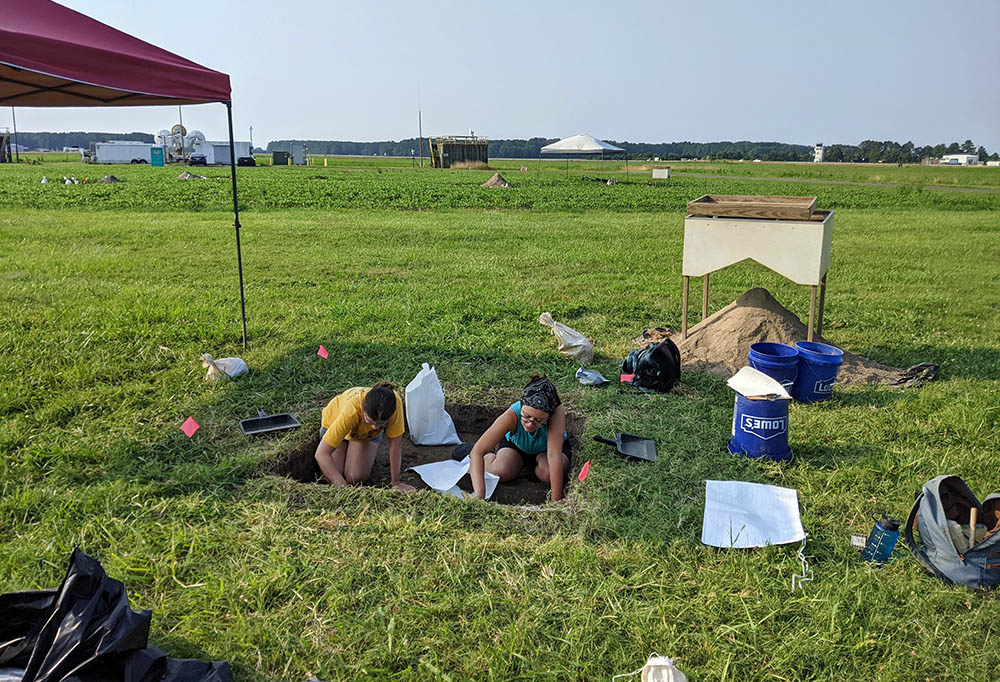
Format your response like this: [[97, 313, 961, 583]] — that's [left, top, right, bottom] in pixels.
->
[[409, 456, 499, 500], [727, 366, 791, 399], [701, 480, 805, 548]]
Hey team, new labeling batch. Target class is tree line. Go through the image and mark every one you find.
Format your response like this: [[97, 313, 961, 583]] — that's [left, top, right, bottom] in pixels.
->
[[12, 131, 153, 151], [11, 131, 998, 163], [266, 137, 998, 163]]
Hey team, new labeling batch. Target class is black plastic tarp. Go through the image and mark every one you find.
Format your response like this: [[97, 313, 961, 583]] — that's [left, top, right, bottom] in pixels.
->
[[0, 549, 231, 682]]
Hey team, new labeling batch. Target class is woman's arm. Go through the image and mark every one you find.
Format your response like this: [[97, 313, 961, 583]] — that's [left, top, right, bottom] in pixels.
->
[[546, 406, 567, 501], [314, 439, 348, 486], [470, 408, 518, 499], [388, 435, 414, 491]]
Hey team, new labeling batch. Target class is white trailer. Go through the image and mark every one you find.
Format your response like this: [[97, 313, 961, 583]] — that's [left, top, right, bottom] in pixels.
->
[[192, 139, 251, 165], [88, 141, 162, 164]]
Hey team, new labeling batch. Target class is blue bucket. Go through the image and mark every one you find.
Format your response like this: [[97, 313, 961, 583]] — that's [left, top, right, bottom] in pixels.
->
[[792, 341, 844, 402], [727, 393, 793, 461], [747, 342, 799, 391]]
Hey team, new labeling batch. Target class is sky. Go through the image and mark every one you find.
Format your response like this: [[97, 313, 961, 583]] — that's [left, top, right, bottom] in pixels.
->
[[7, 0, 1000, 151]]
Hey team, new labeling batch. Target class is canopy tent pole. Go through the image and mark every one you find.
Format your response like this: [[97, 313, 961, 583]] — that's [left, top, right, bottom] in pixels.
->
[[10, 107, 19, 162], [226, 101, 247, 349], [625, 151, 629, 180]]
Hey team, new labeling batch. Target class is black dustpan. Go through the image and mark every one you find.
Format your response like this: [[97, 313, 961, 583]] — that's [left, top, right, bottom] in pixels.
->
[[239, 409, 301, 436], [594, 433, 657, 462]]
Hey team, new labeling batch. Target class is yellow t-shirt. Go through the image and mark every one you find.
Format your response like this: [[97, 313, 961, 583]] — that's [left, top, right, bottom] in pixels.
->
[[320, 387, 404, 447]]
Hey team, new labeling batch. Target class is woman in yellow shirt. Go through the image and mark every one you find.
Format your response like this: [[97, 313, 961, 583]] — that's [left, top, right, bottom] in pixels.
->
[[314, 382, 415, 491]]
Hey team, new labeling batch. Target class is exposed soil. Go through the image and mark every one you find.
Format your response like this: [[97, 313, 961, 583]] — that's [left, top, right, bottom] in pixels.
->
[[268, 403, 586, 506], [676, 288, 902, 386], [480, 172, 511, 188]]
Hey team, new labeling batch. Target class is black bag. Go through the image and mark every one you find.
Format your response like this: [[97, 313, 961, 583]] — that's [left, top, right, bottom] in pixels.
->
[[0, 549, 232, 682], [621, 338, 681, 393], [903, 475, 1000, 590]]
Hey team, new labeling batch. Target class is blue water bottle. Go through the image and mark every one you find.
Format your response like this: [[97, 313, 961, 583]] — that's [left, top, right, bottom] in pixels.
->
[[861, 516, 901, 563]]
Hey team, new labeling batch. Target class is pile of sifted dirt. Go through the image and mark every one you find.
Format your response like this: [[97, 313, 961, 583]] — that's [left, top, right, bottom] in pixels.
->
[[96, 175, 122, 183], [480, 172, 511, 188], [676, 288, 901, 386]]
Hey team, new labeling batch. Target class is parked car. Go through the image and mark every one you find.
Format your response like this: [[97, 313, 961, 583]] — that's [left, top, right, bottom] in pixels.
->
[[236, 156, 256, 167], [188, 154, 207, 166]]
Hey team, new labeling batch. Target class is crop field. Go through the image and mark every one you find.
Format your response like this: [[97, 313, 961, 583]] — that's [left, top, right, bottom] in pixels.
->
[[1, 159, 998, 681]]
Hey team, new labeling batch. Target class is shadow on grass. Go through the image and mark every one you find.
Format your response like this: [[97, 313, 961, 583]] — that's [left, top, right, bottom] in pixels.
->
[[849, 343, 1000, 381], [97, 339, 592, 510]]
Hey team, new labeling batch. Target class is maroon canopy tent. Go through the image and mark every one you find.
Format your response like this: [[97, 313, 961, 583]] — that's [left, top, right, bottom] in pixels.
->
[[1, 0, 248, 347]]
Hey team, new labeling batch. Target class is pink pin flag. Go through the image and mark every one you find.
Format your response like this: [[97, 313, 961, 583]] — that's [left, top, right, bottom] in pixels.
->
[[620, 373, 635, 383], [578, 460, 591, 482], [317, 345, 328, 359], [180, 416, 200, 438]]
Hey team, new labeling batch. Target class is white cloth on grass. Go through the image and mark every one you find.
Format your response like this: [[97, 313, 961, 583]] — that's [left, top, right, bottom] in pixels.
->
[[409, 456, 499, 500], [701, 480, 805, 548]]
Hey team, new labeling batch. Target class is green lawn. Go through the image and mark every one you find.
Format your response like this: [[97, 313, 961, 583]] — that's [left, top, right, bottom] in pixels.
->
[[1, 160, 998, 681]]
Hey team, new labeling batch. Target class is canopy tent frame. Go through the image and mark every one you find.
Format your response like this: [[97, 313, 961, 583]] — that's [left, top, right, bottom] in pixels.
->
[[537, 133, 629, 180], [1, 0, 247, 348]]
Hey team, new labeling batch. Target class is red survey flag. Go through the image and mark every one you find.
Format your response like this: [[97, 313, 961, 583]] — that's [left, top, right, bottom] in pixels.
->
[[317, 345, 328, 359], [180, 417, 200, 438], [578, 460, 591, 482]]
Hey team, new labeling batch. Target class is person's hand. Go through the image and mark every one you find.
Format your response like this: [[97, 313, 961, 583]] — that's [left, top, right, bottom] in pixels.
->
[[392, 481, 416, 492]]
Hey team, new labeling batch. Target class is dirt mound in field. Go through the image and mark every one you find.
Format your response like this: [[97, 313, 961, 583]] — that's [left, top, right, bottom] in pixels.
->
[[676, 288, 901, 386], [480, 172, 510, 188], [96, 175, 122, 183], [178, 171, 206, 180]]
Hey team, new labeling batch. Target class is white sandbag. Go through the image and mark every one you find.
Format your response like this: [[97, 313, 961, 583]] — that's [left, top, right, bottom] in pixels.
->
[[538, 312, 593, 366], [201, 353, 248, 381], [405, 363, 460, 445]]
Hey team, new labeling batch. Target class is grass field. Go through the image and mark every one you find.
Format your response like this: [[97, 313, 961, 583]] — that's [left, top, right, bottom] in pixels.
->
[[1, 159, 998, 681]]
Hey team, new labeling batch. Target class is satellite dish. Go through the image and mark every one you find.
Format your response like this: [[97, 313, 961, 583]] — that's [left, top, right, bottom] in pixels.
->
[[155, 129, 171, 145], [170, 123, 187, 137]]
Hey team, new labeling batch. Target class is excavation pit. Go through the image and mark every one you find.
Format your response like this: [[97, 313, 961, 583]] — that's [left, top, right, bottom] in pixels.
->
[[268, 403, 585, 506]]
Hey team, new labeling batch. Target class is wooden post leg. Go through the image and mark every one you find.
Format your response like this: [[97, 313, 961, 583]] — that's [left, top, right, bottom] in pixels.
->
[[702, 274, 709, 320], [817, 273, 827, 338], [808, 285, 817, 342], [682, 276, 690, 338]]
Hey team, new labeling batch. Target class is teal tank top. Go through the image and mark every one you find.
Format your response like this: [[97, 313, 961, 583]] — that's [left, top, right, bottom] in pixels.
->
[[505, 401, 566, 455]]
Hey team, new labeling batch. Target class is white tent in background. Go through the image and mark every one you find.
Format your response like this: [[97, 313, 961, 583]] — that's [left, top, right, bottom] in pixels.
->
[[538, 133, 629, 178]]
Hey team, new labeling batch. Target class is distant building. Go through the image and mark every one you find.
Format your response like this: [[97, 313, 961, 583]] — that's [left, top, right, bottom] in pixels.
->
[[429, 135, 488, 168], [986, 160, 1000, 167], [813, 143, 824, 163], [940, 154, 978, 166]]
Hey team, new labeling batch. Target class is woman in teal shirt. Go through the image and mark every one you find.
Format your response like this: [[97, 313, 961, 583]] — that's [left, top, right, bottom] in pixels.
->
[[470, 375, 570, 501]]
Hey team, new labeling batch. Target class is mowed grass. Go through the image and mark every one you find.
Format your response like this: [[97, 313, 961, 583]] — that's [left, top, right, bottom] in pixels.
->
[[1, 161, 999, 681]]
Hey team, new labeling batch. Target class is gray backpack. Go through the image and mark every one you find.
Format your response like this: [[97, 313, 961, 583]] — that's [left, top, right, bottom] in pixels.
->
[[904, 475, 1000, 590]]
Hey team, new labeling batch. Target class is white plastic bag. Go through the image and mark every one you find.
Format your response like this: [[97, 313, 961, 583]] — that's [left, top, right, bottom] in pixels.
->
[[538, 312, 593, 366], [201, 353, 248, 381], [405, 363, 460, 445], [612, 653, 688, 682]]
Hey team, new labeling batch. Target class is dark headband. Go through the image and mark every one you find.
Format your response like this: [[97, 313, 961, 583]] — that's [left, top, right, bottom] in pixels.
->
[[522, 377, 560, 413]]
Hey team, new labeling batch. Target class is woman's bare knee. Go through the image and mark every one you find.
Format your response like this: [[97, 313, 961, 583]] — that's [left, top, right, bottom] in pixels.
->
[[344, 469, 369, 485]]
